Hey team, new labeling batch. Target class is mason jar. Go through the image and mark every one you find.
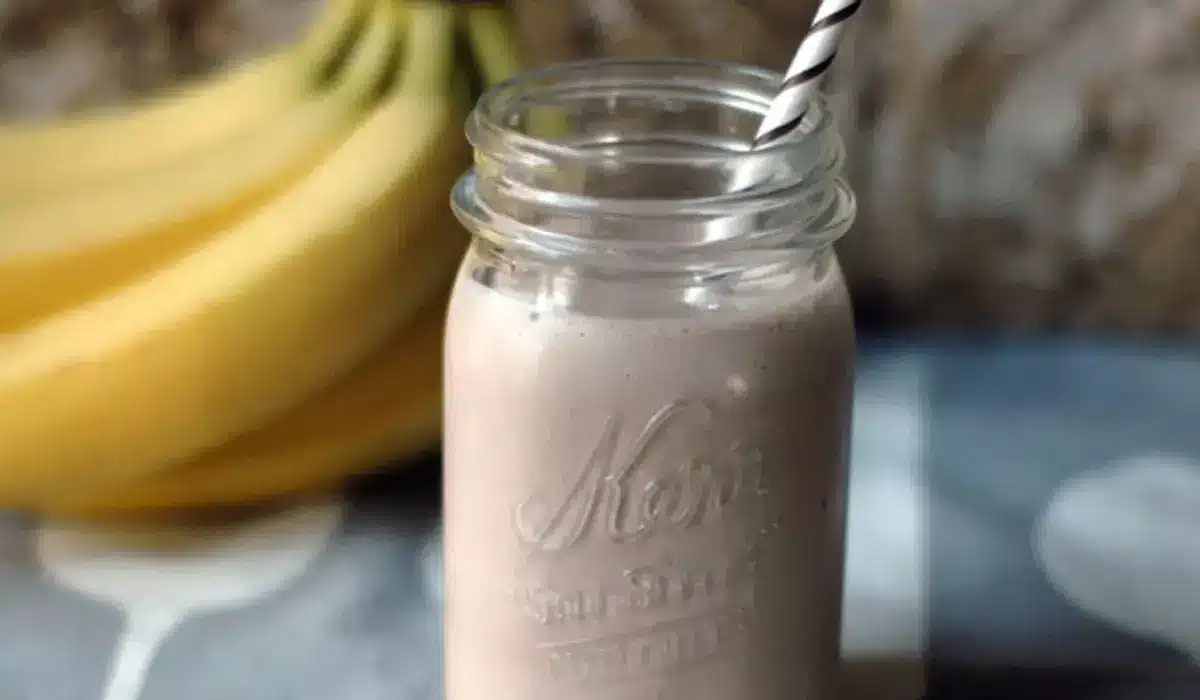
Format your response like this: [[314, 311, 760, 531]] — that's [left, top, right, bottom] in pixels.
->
[[445, 58, 857, 700]]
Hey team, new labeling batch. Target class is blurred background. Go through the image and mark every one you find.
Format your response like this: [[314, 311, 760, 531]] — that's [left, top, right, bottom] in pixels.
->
[[0, 3, 1197, 699], [3, 0, 1197, 334]]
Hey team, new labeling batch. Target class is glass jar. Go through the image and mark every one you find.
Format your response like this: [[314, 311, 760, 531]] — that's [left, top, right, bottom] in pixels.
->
[[445, 59, 857, 700]]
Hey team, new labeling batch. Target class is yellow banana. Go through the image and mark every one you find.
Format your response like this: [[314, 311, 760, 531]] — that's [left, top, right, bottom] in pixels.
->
[[29, 272, 452, 519], [0, 1, 465, 500], [0, 0, 399, 330], [0, 0, 370, 198]]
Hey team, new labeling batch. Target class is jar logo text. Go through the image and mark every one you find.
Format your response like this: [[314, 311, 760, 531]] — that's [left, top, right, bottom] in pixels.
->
[[513, 400, 763, 554]]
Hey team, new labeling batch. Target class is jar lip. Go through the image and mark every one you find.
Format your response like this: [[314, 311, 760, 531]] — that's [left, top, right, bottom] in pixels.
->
[[467, 57, 836, 167]]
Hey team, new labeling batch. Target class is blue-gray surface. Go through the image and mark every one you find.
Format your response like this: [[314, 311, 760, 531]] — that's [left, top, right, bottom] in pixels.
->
[[0, 339, 1198, 700]]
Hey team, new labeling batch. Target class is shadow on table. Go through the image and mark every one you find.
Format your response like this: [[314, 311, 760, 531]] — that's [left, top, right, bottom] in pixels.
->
[[841, 657, 925, 700], [352, 453, 442, 512], [926, 662, 1200, 700], [840, 656, 1200, 700]]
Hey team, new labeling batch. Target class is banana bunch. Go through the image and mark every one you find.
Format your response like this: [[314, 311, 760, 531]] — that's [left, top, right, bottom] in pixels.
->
[[0, 0, 524, 520]]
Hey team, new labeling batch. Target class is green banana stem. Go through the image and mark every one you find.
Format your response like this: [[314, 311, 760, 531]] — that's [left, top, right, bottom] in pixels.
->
[[299, 0, 374, 87], [462, 5, 524, 86], [458, 4, 573, 142]]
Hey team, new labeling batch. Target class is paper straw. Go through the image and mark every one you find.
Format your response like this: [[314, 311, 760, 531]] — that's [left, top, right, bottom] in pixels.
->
[[753, 0, 864, 148]]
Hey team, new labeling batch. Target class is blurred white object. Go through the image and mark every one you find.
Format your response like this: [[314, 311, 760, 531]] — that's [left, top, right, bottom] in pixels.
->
[[841, 356, 928, 700], [36, 499, 346, 700], [1035, 455, 1200, 664]]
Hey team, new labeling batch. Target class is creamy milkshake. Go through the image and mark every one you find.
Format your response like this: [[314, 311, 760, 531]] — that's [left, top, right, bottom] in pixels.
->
[[445, 58, 857, 700], [445, 256, 854, 700]]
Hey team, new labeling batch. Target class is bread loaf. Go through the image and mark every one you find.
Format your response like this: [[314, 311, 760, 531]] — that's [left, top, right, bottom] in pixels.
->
[[0, 0, 320, 119], [833, 0, 1200, 333], [511, 0, 1200, 335], [510, 0, 820, 69]]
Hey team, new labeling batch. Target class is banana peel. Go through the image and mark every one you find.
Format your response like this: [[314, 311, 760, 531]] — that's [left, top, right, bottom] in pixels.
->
[[0, 0, 401, 330], [4, 0, 526, 520], [0, 2, 464, 502], [0, 0, 373, 198], [28, 276, 453, 520]]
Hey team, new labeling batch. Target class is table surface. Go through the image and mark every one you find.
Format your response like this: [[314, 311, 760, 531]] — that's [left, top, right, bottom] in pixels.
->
[[2, 338, 1199, 700]]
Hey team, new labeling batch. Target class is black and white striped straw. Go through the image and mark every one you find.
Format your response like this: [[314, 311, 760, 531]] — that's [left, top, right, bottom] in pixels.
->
[[753, 0, 864, 148]]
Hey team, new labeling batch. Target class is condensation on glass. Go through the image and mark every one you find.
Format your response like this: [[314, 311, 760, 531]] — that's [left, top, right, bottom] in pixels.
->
[[445, 59, 858, 700]]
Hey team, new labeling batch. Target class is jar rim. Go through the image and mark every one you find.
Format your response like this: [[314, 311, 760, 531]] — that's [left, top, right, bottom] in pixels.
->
[[452, 57, 855, 272], [467, 57, 837, 168]]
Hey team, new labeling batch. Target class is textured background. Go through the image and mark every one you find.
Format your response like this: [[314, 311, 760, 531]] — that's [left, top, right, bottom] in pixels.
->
[[2, 0, 1198, 334]]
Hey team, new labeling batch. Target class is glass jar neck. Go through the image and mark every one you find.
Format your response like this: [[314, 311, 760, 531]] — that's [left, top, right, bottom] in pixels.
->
[[451, 59, 855, 276]]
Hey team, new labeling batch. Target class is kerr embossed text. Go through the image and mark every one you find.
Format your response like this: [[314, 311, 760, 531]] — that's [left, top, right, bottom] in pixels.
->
[[514, 400, 765, 554]]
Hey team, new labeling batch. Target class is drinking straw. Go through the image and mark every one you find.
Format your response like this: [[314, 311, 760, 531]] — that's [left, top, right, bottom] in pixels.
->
[[753, 0, 864, 148]]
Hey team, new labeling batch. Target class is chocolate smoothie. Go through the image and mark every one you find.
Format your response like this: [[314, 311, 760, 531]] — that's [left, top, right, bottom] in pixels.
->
[[444, 250, 855, 700]]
